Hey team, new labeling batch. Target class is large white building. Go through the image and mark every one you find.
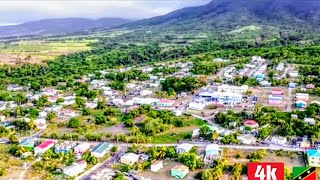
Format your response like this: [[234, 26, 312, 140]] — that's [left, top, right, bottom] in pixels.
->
[[217, 85, 249, 94], [197, 90, 243, 104]]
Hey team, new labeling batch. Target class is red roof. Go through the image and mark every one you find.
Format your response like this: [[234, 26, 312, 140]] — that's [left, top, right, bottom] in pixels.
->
[[77, 160, 86, 165], [37, 140, 54, 149], [159, 99, 174, 103], [244, 120, 258, 125]]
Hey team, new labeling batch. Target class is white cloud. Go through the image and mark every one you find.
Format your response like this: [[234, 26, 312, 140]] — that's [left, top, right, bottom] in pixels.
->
[[0, 0, 210, 24]]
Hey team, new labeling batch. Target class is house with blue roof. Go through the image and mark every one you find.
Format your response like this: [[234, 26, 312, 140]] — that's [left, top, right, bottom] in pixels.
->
[[204, 144, 221, 165], [307, 149, 320, 167], [19, 138, 35, 151], [91, 142, 113, 158]]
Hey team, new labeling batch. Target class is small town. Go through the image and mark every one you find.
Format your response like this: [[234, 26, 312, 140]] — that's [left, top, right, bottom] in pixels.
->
[[1, 0, 320, 180], [0, 55, 319, 180]]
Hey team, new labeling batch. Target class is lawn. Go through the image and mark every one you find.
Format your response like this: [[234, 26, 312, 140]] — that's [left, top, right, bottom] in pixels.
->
[[152, 118, 207, 144]]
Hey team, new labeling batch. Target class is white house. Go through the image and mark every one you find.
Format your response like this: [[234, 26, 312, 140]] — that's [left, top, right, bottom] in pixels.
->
[[192, 129, 200, 138], [103, 90, 113, 96], [304, 118, 315, 125], [140, 90, 153, 96], [91, 142, 113, 158], [188, 102, 206, 110], [151, 160, 163, 172], [173, 110, 182, 116], [120, 153, 140, 165], [34, 140, 55, 155], [176, 143, 193, 154], [85, 102, 97, 109], [39, 111, 47, 118], [63, 160, 87, 177], [271, 136, 287, 145], [237, 134, 257, 145], [126, 83, 136, 89], [0, 102, 7, 111], [204, 144, 221, 165], [74, 143, 91, 154], [288, 71, 299, 78], [217, 85, 249, 94], [42, 87, 59, 96], [7, 84, 23, 91]]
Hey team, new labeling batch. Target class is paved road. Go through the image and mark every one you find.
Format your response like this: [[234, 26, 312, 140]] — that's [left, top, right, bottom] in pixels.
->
[[81, 149, 125, 180]]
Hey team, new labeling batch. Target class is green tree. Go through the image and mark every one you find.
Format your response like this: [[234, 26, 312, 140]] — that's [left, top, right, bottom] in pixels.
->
[[68, 118, 80, 128], [75, 97, 85, 108], [178, 152, 203, 170], [96, 99, 106, 110], [232, 163, 243, 179], [46, 111, 56, 121], [9, 134, 19, 144], [258, 128, 270, 139]]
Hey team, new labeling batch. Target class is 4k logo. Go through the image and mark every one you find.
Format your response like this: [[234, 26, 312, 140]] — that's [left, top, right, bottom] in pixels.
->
[[248, 162, 284, 180]]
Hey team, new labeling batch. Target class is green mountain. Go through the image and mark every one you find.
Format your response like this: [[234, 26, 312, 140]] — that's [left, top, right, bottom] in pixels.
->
[[124, 0, 320, 34]]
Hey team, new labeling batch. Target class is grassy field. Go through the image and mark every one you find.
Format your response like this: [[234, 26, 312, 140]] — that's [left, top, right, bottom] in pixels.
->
[[0, 39, 96, 65]]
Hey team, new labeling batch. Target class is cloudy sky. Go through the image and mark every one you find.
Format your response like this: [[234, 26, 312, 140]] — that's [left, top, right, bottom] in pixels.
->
[[0, 0, 211, 25]]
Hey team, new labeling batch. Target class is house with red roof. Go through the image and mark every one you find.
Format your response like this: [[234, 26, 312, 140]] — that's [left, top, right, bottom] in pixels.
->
[[34, 140, 55, 155], [244, 120, 259, 129], [271, 89, 284, 95], [156, 99, 175, 107]]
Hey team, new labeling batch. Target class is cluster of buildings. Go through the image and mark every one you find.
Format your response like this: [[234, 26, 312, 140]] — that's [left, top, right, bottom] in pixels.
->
[[190, 84, 249, 110], [18, 139, 113, 177], [268, 88, 284, 105], [295, 93, 309, 108]]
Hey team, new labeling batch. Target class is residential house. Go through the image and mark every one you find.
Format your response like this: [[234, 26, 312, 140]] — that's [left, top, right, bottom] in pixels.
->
[[192, 129, 200, 138], [19, 138, 35, 151], [140, 90, 153, 96], [85, 102, 97, 109], [7, 84, 23, 91], [288, 71, 299, 78], [63, 160, 87, 177], [173, 110, 182, 116], [55, 141, 77, 153], [48, 96, 58, 103], [237, 134, 257, 145], [228, 122, 237, 128], [151, 160, 163, 172], [176, 143, 193, 154], [171, 165, 189, 179], [132, 97, 158, 106], [112, 98, 124, 106], [149, 75, 158, 80], [296, 100, 307, 108], [74, 143, 91, 154], [0, 102, 6, 111], [188, 102, 206, 110], [306, 84, 315, 89], [42, 87, 59, 96], [139, 154, 149, 162], [276, 62, 285, 71], [304, 118, 315, 125], [244, 120, 259, 129], [39, 111, 47, 118], [0, 115, 5, 121], [307, 149, 320, 167], [126, 83, 136, 89], [204, 144, 221, 165], [289, 82, 297, 88], [271, 89, 284, 95], [34, 140, 55, 155], [271, 136, 287, 145], [260, 81, 271, 87], [156, 99, 175, 107], [61, 96, 76, 106], [103, 90, 113, 96], [58, 109, 78, 118], [91, 142, 113, 158], [120, 153, 140, 165], [35, 118, 47, 130]]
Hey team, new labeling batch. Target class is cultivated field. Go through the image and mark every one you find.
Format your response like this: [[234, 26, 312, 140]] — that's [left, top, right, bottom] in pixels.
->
[[0, 39, 95, 65]]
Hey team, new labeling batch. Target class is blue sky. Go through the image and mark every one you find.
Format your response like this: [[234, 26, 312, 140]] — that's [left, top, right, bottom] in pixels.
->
[[0, 0, 211, 25]]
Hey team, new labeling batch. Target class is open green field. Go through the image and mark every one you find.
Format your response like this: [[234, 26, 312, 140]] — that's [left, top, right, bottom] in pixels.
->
[[0, 39, 96, 65]]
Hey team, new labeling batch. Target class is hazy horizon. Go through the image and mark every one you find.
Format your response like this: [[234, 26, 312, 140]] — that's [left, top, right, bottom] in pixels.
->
[[0, 0, 210, 25]]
